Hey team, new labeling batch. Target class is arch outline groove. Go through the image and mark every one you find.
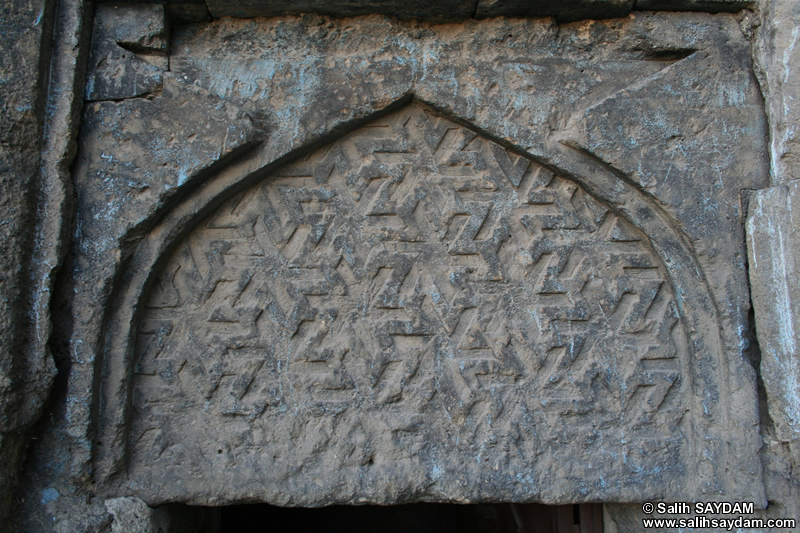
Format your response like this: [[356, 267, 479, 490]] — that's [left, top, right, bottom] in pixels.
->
[[94, 95, 756, 505]]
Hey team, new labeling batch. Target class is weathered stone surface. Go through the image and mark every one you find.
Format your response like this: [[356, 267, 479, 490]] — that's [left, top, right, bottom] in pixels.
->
[[748, 0, 800, 529], [68, 13, 766, 509], [8, 55, 260, 533], [7, 5, 783, 529], [759, 436, 800, 533], [747, 182, 800, 445], [0, 3, 45, 378], [747, 182, 800, 533], [563, 15, 768, 443], [206, 0, 477, 21], [63, 71, 259, 476], [0, 0, 94, 523], [75, 75, 258, 249], [634, 0, 752, 10], [0, 0, 55, 521], [475, 0, 634, 22], [106, 5, 167, 53], [105, 497, 173, 533], [84, 5, 167, 102], [754, 0, 800, 186], [122, 103, 689, 504], [163, 1, 211, 24], [105, 498, 208, 532], [104, 0, 757, 22]]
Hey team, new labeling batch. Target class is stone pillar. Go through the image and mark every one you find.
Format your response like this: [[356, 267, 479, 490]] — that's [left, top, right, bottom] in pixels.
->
[[746, 0, 800, 522], [747, 182, 800, 526], [0, 0, 56, 521], [0, 0, 90, 524]]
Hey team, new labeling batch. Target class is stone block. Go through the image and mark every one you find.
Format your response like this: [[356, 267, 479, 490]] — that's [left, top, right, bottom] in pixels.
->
[[755, 0, 800, 185], [105, 497, 169, 533], [206, 0, 477, 21], [5, 0, 800, 528], [634, 0, 752, 11], [475, 0, 634, 22], [119, 103, 696, 504], [178, 0, 756, 21], [80, 14, 766, 507], [0, 0, 56, 521], [84, 5, 167, 101], [747, 181, 800, 444]]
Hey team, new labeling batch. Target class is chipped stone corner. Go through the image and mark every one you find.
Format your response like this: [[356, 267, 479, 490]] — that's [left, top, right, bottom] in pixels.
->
[[85, 4, 169, 102], [104, 497, 169, 533]]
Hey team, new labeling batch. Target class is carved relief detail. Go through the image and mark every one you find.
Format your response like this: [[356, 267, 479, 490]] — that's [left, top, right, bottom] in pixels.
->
[[130, 104, 687, 487]]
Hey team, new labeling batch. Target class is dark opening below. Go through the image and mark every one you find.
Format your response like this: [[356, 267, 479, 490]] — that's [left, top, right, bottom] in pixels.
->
[[193, 502, 603, 533]]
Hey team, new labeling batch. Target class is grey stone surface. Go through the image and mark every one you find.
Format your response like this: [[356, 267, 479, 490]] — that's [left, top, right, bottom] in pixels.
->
[[748, 182, 800, 445], [49, 13, 764, 509], [0, 0, 91, 522], [96, 0, 756, 22], [206, 0, 478, 22], [634, 0, 752, 10], [748, 0, 800, 530], [0, 0, 56, 522], [67, 68, 259, 476], [746, 183, 800, 533], [105, 497, 170, 533], [754, 0, 800, 186], [84, 5, 168, 102], [75, 76, 258, 243], [6, 0, 797, 529], [475, 0, 635, 22], [124, 103, 692, 504], [7, 63, 259, 533], [105, 498, 208, 533], [106, 5, 167, 53], [759, 435, 800, 532]]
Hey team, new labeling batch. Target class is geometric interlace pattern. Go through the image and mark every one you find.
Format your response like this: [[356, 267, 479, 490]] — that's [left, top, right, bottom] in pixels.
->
[[133, 104, 686, 476]]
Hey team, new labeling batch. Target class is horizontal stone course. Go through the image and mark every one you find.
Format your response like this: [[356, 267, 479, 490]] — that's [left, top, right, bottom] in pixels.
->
[[92, 0, 756, 23]]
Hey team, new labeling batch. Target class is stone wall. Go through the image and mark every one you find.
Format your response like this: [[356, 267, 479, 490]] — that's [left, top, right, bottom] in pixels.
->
[[1, 0, 798, 531]]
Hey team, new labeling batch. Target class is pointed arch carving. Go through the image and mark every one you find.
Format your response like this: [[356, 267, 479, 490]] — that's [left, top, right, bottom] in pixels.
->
[[96, 99, 733, 505]]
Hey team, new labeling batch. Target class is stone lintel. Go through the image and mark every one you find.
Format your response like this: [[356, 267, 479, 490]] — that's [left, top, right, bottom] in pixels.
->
[[91, 0, 756, 24]]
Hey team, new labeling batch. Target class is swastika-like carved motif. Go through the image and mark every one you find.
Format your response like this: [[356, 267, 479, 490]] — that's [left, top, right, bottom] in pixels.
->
[[129, 104, 688, 501]]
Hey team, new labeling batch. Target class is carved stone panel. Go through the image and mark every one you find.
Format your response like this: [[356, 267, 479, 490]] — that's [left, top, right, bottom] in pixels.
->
[[128, 103, 689, 504]]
